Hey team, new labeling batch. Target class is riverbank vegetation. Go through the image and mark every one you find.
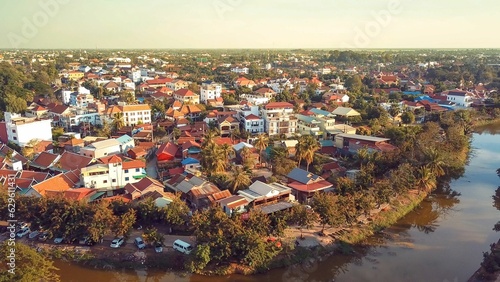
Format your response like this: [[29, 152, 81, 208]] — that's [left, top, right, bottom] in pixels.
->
[[0, 242, 60, 282]]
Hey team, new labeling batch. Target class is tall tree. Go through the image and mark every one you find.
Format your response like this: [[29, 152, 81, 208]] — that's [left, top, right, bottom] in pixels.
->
[[291, 204, 318, 239], [296, 135, 321, 171], [253, 133, 269, 164], [416, 165, 437, 194], [0, 242, 60, 282], [423, 147, 445, 177], [112, 112, 125, 132], [225, 165, 252, 193], [312, 192, 341, 233]]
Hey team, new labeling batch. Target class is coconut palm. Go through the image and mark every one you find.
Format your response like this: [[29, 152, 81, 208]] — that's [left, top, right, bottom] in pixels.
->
[[416, 165, 437, 194], [423, 147, 445, 177], [112, 112, 125, 132], [253, 133, 269, 165], [219, 143, 234, 162], [240, 146, 255, 170], [296, 135, 321, 171], [225, 165, 252, 193]]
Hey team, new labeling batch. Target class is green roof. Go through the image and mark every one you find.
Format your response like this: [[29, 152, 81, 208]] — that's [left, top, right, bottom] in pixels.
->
[[89, 191, 106, 202]]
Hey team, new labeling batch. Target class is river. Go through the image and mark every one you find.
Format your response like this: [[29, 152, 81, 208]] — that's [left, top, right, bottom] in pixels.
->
[[54, 126, 500, 282]]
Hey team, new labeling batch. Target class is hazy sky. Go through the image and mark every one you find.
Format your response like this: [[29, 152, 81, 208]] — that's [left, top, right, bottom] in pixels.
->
[[1, 0, 498, 49]]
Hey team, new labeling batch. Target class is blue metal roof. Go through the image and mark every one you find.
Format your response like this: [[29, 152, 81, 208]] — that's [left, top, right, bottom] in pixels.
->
[[310, 108, 333, 117], [320, 140, 334, 147], [116, 134, 133, 144], [286, 167, 320, 184], [181, 157, 200, 165]]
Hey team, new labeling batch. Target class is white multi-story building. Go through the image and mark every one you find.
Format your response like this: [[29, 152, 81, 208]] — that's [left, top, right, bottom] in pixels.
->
[[239, 104, 265, 135], [63, 107, 102, 128], [446, 90, 473, 107], [0, 112, 52, 147], [70, 93, 95, 108], [61, 89, 73, 105], [200, 82, 222, 104], [79, 136, 134, 159], [105, 104, 152, 127], [261, 102, 297, 137], [129, 70, 142, 83], [231, 67, 249, 74], [240, 94, 269, 106], [81, 156, 146, 191]]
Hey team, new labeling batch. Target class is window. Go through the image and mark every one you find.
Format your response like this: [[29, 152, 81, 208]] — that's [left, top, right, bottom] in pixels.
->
[[124, 169, 129, 173], [12, 130, 16, 133], [112, 179, 116, 183], [103, 180, 108, 184], [135, 168, 140, 172], [125, 177, 129, 181]]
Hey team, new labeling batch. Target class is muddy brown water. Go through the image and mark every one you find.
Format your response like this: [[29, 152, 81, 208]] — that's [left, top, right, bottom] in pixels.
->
[[54, 126, 500, 282]]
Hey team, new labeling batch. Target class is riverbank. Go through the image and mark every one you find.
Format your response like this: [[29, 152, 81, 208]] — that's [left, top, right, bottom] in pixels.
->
[[468, 238, 500, 282]]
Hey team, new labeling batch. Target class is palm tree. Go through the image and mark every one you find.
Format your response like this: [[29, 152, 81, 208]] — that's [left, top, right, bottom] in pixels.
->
[[240, 146, 255, 170], [416, 165, 437, 194], [112, 112, 125, 132], [423, 147, 445, 177], [253, 133, 269, 165], [296, 135, 321, 171], [219, 143, 234, 162], [225, 165, 252, 193]]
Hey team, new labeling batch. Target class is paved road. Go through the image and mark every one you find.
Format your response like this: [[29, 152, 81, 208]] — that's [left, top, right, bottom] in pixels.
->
[[145, 155, 158, 179]]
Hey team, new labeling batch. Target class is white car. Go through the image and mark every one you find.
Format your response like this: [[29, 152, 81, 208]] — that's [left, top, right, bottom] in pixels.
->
[[110, 237, 125, 248], [54, 237, 64, 244], [134, 237, 146, 249], [16, 227, 30, 238]]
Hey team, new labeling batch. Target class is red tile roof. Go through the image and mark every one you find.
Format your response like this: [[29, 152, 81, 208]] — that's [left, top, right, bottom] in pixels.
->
[[157, 142, 178, 157], [31, 152, 59, 169], [244, 114, 261, 120], [174, 89, 196, 97], [124, 177, 163, 195], [19, 171, 49, 182], [265, 102, 294, 109], [57, 152, 94, 171], [287, 180, 333, 192], [99, 155, 123, 164]]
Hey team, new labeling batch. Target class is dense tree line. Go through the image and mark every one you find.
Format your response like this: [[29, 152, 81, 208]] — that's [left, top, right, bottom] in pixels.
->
[[0, 193, 190, 244]]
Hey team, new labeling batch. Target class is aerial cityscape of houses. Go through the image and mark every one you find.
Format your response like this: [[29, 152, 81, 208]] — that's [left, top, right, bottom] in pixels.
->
[[0, 49, 496, 208], [0, 48, 499, 279]]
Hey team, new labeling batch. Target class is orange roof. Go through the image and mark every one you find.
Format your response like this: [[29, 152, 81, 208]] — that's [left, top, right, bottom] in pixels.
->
[[265, 102, 294, 109], [174, 89, 197, 97], [32, 173, 75, 196], [172, 100, 183, 108], [122, 160, 146, 169], [99, 155, 122, 164], [121, 104, 151, 112]]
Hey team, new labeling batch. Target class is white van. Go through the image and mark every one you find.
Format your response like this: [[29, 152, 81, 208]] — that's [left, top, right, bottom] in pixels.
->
[[172, 239, 193, 254]]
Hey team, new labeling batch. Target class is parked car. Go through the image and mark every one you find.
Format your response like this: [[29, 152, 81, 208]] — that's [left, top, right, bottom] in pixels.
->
[[54, 237, 64, 244], [38, 232, 48, 241], [17, 222, 28, 230], [16, 227, 30, 238], [154, 243, 163, 253], [28, 230, 40, 239], [110, 237, 125, 248], [134, 237, 146, 249]]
